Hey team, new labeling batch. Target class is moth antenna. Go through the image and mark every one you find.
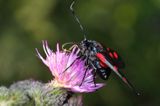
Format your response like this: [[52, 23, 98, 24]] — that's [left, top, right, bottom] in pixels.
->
[[62, 42, 74, 51], [70, 0, 87, 40]]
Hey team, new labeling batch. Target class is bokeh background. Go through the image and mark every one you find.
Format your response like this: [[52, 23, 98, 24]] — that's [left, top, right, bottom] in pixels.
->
[[0, 0, 160, 106]]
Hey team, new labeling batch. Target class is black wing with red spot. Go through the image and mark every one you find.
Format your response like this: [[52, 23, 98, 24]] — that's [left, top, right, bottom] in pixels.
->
[[96, 51, 140, 95], [106, 48, 125, 69]]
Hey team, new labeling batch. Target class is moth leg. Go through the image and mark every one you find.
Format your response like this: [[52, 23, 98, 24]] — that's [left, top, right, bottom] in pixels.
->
[[89, 62, 98, 87], [62, 53, 86, 74], [93, 70, 97, 87], [79, 56, 90, 86]]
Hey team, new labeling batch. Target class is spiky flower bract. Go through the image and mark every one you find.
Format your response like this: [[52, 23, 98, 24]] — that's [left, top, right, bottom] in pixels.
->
[[36, 41, 104, 93]]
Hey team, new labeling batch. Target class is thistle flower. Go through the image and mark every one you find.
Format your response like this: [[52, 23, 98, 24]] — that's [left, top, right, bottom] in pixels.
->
[[36, 41, 104, 93]]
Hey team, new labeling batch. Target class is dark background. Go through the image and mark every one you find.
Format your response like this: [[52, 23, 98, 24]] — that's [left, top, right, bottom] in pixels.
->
[[0, 0, 160, 106]]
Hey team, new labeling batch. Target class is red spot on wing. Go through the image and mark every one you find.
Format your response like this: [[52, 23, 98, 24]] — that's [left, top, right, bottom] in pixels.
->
[[107, 48, 110, 51], [114, 66, 118, 71], [109, 52, 114, 58], [96, 53, 106, 63], [100, 61, 108, 68], [113, 52, 118, 59], [122, 77, 127, 83]]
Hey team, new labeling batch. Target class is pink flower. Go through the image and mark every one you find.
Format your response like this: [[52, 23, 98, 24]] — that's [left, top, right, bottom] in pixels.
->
[[36, 41, 104, 93]]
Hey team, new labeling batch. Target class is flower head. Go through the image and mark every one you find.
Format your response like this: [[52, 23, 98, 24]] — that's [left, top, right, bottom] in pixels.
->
[[36, 41, 104, 93]]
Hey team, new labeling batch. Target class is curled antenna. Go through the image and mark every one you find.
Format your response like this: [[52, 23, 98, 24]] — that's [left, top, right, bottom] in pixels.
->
[[62, 42, 78, 52], [70, 0, 87, 40]]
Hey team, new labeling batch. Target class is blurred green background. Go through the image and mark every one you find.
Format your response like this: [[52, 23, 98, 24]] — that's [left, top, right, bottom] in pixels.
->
[[0, 0, 160, 106]]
